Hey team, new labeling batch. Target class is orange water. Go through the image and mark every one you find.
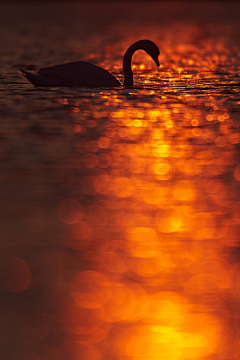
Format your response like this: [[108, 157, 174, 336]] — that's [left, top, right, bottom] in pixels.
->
[[0, 1, 240, 360]]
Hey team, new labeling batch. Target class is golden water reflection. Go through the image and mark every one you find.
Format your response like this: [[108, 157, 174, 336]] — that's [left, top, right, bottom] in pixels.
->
[[54, 86, 240, 360]]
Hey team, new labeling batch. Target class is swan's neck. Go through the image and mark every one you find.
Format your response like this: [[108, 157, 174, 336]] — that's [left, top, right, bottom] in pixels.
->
[[123, 42, 141, 87]]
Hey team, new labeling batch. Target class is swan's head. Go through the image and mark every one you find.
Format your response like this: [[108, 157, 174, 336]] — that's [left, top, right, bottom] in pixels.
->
[[123, 39, 160, 87], [137, 40, 160, 67]]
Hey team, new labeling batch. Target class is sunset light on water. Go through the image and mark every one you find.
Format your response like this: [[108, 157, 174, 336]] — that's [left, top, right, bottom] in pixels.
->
[[0, 1, 240, 360], [56, 88, 239, 360]]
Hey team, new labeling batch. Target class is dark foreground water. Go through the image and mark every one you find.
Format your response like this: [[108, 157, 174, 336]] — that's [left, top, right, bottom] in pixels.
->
[[0, 1, 240, 360]]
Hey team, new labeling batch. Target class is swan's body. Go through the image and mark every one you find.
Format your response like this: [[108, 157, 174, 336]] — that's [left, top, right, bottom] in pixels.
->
[[19, 40, 160, 88], [20, 61, 121, 87]]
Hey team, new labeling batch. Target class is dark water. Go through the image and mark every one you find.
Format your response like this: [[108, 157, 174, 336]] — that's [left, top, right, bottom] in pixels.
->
[[0, 1, 240, 360]]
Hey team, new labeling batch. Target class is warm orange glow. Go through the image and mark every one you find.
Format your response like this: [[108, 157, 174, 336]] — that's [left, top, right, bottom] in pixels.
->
[[127, 227, 159, 258], [122, 311, 221, 360]]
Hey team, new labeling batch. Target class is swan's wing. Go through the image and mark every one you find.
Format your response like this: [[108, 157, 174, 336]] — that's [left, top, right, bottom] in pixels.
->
[[38, 61, 120, 87], [38, 61, 94, 77]]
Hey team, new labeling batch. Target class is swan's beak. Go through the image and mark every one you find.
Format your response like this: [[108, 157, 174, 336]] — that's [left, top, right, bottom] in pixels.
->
[[155, 58, 160, 67]]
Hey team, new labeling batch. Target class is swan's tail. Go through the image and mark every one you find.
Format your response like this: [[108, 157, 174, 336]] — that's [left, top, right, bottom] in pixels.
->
[[19, 67, 26, 75], [19, 67, 70, 87], [19, 67, 44, 87]]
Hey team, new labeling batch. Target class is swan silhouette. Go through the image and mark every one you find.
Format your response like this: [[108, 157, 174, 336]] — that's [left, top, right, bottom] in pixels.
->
[[19, 40, 159, 88]]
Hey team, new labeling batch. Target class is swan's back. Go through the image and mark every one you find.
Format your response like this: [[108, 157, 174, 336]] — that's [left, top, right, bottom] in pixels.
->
[[38, 61, 120, 87]]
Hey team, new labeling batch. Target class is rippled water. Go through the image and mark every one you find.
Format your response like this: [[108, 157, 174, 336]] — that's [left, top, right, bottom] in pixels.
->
[[0, 1, 240, 360]]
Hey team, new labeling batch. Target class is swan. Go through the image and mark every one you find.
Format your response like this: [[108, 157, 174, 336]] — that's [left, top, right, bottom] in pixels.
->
[[19, 40, 160, 88]]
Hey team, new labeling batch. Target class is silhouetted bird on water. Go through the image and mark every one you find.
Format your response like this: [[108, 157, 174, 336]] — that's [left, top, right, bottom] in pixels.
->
[[19, 40, 159, 88]]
